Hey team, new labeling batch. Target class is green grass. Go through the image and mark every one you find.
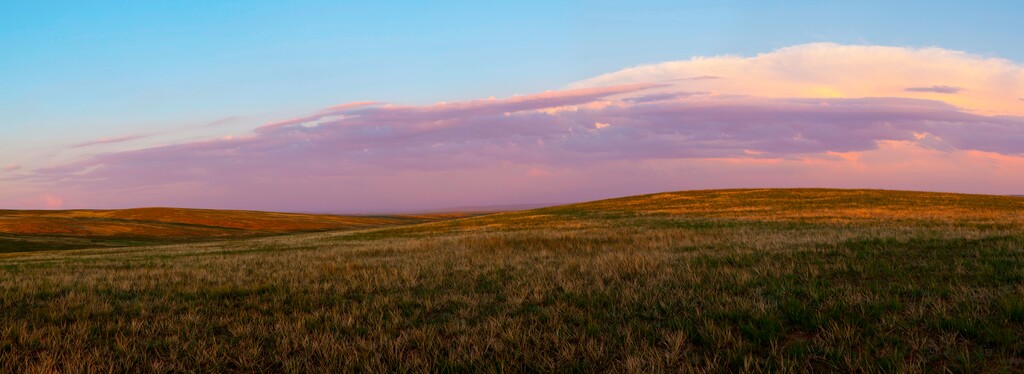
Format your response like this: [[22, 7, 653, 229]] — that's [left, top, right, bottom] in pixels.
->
[[1, 189, 1023, 372]]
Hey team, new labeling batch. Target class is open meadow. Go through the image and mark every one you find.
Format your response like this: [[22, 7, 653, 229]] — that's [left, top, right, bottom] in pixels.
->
[[1, 189, 1023, 372]]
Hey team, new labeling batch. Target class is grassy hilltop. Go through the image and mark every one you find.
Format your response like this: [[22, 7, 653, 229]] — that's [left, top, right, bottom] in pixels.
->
[[1, 189, 1023, 372]]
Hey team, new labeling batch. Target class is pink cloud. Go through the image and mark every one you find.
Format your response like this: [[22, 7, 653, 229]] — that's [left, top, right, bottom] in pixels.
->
[[526, 168, 551, 177], [39, 193, 64, 209], [2, 164, 19, 172]]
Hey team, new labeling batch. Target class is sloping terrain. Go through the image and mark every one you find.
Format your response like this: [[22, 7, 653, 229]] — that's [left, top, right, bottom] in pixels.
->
[[0, 208, 466, 252], [342, 188, 1024, 238], [1, 189, 1023, 372]]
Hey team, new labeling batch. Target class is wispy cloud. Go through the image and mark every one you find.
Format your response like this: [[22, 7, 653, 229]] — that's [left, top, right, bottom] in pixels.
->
[[2, 164, 20, 172], [905, 85, 964, 94], [256, 101, 381, 133], [71, 134, 149, 148], [678, 75, 721, 81], [204, 116, 246, 127], [624, 91, 708, 103]]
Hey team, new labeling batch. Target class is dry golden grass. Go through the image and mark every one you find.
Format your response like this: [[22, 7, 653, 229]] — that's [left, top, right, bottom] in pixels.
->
[[1, 189, 1022, 372]]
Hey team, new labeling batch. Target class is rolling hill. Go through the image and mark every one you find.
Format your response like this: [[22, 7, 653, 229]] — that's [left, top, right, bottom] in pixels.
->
[[0, 207, 468, 253], [1, 189, 1023, 372]]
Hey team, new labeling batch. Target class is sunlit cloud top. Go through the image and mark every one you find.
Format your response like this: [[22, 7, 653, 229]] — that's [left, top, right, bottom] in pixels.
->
[[574, 43, 1024, 116]]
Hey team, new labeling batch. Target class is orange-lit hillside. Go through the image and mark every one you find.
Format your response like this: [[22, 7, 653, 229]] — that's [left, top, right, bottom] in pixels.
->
[[0, 208, 467, 252]]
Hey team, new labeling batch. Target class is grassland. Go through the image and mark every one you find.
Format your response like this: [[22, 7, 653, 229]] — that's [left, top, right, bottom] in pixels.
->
[[1, 189, 1022, 372], [0, 208, 465, 253]]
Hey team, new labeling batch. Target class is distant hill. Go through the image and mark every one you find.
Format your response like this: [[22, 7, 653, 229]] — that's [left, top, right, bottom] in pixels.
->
[[0, 207, 459, 252], [312, 202, 561, 215], [543, 188, 1024, 222], [4, 189, 1021, 253], [364, 188, 1024, 237], [408, 202, 560, 214]]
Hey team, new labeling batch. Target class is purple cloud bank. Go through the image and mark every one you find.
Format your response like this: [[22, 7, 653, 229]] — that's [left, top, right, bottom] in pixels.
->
[[15, 81, 1024, 211]]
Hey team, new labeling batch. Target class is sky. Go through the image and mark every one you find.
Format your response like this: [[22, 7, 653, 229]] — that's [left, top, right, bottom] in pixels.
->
[[2, 1, 1023, 212]]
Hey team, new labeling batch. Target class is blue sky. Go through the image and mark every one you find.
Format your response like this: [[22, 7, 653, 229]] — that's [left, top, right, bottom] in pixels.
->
[[3, 1, 1020, 140], [2, 1, 1023, 210]]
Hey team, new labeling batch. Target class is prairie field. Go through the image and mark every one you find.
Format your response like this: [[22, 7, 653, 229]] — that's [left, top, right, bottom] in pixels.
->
[[1, 189, 1023, 372]]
